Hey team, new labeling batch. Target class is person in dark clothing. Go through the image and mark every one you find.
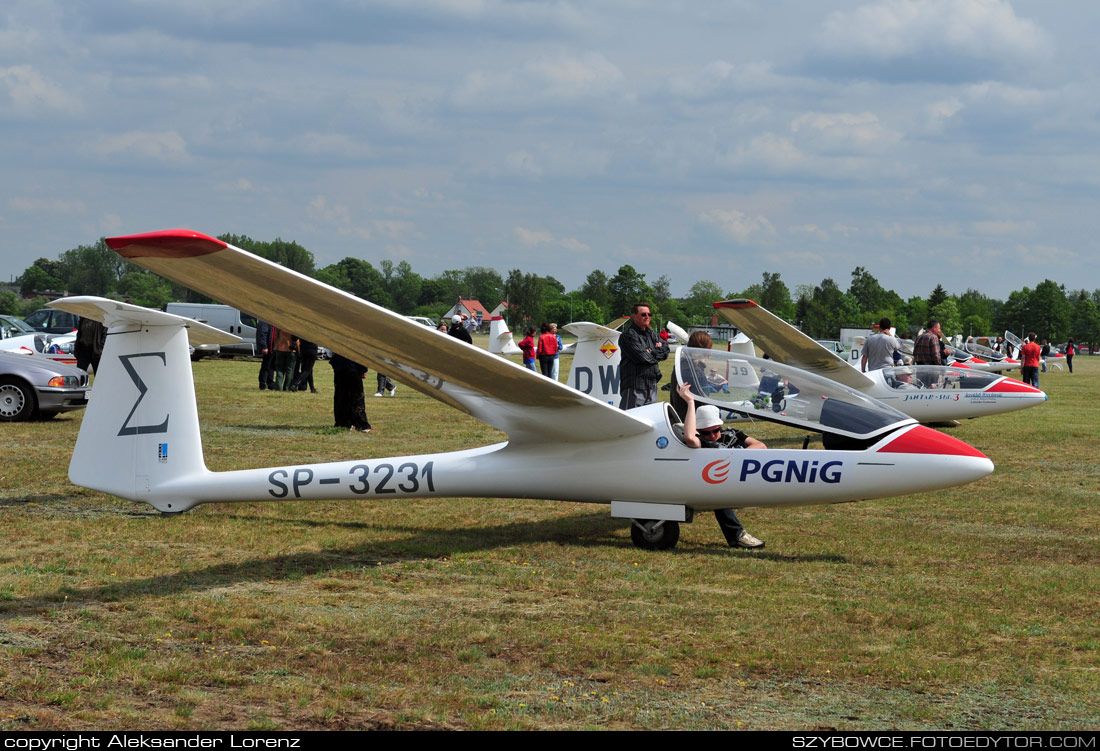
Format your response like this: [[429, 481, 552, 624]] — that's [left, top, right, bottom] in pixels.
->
[[447, 314, 473, 344], [256, 320, 276, 390], [329, 354, 371, 432], [374, 372, 396, 397], [618, 301, 668, 409], [293, 338, 320, 393], [74, 317, 107, 374], [677, 382, 766, 549]]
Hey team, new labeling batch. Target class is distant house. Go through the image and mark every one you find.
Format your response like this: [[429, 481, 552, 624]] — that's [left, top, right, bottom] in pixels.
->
[[443, 299, 492, 330], [489, 301, 508, 318]]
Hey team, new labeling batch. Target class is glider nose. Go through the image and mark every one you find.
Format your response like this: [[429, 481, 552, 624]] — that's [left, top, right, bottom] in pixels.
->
[[877, 425, 994, 485], [986, 378, 1047, 401]]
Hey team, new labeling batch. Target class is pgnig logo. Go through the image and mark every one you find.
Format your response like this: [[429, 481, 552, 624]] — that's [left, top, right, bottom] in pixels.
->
[[704, 458, 843, 485]]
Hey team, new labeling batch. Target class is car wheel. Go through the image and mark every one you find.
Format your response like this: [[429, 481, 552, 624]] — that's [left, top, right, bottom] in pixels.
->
[[0, 377, 37, 422]]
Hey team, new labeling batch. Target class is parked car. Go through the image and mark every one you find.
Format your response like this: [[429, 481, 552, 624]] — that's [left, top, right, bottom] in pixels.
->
[[21, 308, 80, 334], [0, 350, 89, 421], [0, 314, 78, 365]]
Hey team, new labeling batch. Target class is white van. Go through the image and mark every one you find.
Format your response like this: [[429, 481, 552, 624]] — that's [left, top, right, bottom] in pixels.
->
[[165, 303, 259, 356]]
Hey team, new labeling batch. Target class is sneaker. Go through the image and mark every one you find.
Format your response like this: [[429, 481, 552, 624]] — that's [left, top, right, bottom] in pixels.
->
[[734, 531, 765, 549], [259, 383, 266, 390], [388, 387, 396, 396], [373, 392, 383, 397]]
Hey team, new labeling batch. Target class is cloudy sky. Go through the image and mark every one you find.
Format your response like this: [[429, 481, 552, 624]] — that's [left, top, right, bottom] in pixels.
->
[[2, 0, 1098, 301]]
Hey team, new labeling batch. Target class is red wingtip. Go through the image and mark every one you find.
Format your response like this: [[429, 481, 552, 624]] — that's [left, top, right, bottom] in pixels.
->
[[713, 299, 758, 309], [877, 425, 988, 458], [105, 230, 227, 258]]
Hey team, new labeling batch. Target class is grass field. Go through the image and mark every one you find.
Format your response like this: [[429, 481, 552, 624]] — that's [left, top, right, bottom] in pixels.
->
[[1, 346, 1098, 730]]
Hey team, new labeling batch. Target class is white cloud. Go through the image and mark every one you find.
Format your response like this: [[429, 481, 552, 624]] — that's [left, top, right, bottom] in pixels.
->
[[812, 0, 1052, 81], [514, 226, 590, 253], [0, 65, 82, 116], [9, 197, 87, 215], [790, 111, 901, 153], [93, 131, 190, 162], [789, 224, 830, 242], [453, 52, 625, 109], [699, 209, 777, 245], [307, 195, 353, 227], [972, 219, 1036, 235]]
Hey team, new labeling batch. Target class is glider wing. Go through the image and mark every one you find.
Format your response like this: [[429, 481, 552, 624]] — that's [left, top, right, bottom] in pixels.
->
[[105, 230, 651, 444], [713, 299, 875, 391]]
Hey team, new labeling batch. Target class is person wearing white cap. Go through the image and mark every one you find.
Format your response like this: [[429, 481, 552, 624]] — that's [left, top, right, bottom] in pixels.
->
[[447, 314, 473, 344], [677, 382, 767, 550]]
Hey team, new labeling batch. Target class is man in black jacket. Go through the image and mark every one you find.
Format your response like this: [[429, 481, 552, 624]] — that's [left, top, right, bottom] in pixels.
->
[[618, 301, 668, 410]]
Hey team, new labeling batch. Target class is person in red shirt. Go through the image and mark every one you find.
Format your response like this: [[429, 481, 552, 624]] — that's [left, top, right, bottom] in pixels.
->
[[1019, 333, 1042, 388], [536, 323, 559, 378]]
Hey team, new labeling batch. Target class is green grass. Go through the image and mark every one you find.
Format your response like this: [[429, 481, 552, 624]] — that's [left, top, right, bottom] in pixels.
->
[[0, 350, 1097, 730]]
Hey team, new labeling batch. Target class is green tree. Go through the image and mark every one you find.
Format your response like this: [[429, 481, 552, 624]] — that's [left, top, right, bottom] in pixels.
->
[[608, 265, 651, 318], [1069, 291, 1100, 351], [219, 234, 315, 275], [118, 270, 173, 308], [579, 270, 611, 321], [381, 260, 423, 314], [1026, 280, 1071, 342], [503, 270, 544, 329], [930, 299, 962, 339], [317, 257, 391, 307], [759, 271, 795, 321], [848, 267, 888, 317], [18, 264, 64, 295], [928, 284, 948, 309], [681, 280, 725, 323]]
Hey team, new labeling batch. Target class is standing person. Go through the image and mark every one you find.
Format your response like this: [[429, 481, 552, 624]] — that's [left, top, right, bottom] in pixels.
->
[[550, 323, 563, 381], [861, 318, 902, 372], [270, 327, 298, 391], [536, 323, 559, 378], [447, 315, 473, 344], [293, 338, 319, 393], [618, 301, 668, 409], [74, 316, 107, 374], [374, 372, 396, 397], [1019, 333, 1042, 388], [329, 353, 371, 433], [256, 320, 276, 390], [1040, 339, 1050, 372], [913, 320, 948, 366], [677, 382, 767, 549], [1066, 338, 1076, 374], [518, 327, 537, 371]]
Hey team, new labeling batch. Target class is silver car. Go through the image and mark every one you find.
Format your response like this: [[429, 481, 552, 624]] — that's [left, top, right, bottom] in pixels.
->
[[0, 350, 89, 421]]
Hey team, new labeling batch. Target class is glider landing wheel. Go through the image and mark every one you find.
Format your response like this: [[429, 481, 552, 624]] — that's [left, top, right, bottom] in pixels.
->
[[630, 519, 680, 551]]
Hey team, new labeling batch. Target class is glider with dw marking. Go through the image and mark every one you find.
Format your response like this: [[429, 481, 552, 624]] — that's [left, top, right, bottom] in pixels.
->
[[52, 231, 994, 551]]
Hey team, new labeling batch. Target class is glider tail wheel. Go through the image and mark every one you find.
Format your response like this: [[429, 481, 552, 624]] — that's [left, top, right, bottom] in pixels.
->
[[630, 519, 680, 550]]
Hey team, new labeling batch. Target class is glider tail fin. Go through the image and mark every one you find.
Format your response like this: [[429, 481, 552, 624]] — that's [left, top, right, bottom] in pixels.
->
[[562, 322, 621, 405], [62, 300, 208, 510]]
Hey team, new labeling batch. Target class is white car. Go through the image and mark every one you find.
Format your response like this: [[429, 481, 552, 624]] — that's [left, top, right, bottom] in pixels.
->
[[0, 314, 78, 365]]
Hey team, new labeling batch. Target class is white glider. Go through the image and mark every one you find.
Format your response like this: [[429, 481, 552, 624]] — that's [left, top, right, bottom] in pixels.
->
[[51, 231, 994, 551], [713, 300, 1046, 423]]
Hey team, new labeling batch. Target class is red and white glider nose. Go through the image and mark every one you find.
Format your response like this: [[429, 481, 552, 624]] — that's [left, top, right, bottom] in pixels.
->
[[878, 424, 987, 458], [986, 378, 1046, 398], [876, 424, 994, 486]]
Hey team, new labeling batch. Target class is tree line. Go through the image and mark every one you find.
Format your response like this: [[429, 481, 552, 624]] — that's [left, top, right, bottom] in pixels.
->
[[5, 236, 1099, 350]]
